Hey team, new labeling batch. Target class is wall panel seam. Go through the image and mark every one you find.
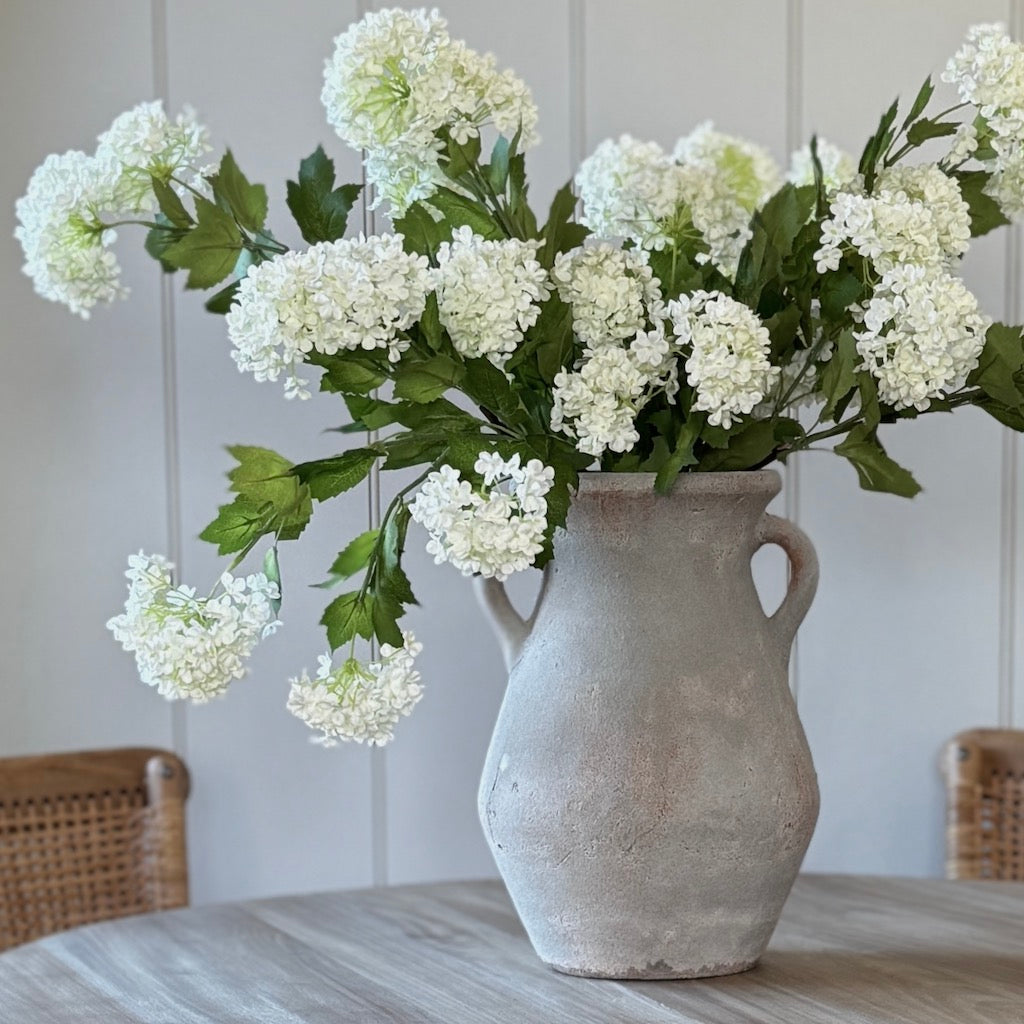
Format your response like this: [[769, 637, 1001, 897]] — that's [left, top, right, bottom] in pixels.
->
[[151, 0, 187, 758], [568, 0, 586, 169]]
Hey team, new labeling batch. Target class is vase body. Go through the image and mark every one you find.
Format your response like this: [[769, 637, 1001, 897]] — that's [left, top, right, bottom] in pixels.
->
[[476, 470, 820, 979]]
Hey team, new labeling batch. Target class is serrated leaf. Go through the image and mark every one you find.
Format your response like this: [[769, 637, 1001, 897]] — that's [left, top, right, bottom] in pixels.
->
[[292, 447, 379, 502], [220, 445, 312, 543], [905, 118, 958, 146], [697, 420, 780, 472], [820, 330, 859, 417], [144, 214, 184, 273], [151, 177, 193, 228], [199, 496, 274, 556], [313, 355, 387, 395], [209, 149, 268, 232], [540, 180, 584, 267], [285, 145, 362, 244], [655, 414, 704, 493], [955, 170, 1011, 238], [205, 280, 240, 314], [371, 591, 404, 648], [393, 203, 448, 256], [321, 591, 374, 649], [392, 355, 464, 403], [819, 269, 864, 320], [969, 322, 1024, 408], [834, 425, 921, 497], [902, 76, 934, 129], [426, 187, 502, 239], [323, 529, 380, 583], [464, 357, 518, 418], [162, 197, 243, 289], [444, 133, 481, 180]]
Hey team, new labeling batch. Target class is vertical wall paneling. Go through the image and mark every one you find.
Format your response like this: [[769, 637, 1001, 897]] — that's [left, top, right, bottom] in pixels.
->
[[165, 0, 375, 903], [375, 0, 574, 886], [798, 0, 1011, 876], [0, 3, 174, 757]]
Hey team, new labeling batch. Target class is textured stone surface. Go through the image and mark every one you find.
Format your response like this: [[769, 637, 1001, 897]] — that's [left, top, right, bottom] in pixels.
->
[[477, 471, 820, 979]]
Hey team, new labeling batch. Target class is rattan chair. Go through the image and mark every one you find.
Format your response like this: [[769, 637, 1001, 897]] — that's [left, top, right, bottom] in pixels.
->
[[941, 728, 1024, 881], [0, 747, 189, 951]]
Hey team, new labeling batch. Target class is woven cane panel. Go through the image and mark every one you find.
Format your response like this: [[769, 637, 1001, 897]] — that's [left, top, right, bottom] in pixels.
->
[[0, 787, 161, 951], [976, 769, 1024, 881]]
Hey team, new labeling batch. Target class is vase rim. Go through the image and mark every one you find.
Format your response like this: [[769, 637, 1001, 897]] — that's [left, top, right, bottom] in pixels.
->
[[575, 469, 782, 496]]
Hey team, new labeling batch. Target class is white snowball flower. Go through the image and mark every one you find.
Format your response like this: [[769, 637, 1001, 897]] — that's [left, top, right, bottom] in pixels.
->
[[14, 150, 124, 318], [673, 122, 784, 277], [576, 135, 690, 249], [226, 234, 432, 398], [95, 100, 211, 214], [788, 138, 858, 191], [853, 264, 989, 411], [410, 454, 554, 580], [107, 552, 281, 704], [321, 8, 538, 213], [287, 633, 423, 747], [944, 24, 1024, 218], [669, 291, 781, 428], [814, 166, 970, 275], [552, 244, 662, 347], [944, 122, 979, 168], [433, 226, 550, 367]]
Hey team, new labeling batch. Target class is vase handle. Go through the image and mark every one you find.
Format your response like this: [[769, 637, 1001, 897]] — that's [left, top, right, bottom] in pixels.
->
[[755, 514, 819, 647], [474, 566, 551, 671]]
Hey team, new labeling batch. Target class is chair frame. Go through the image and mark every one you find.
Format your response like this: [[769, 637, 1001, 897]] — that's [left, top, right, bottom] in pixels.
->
[[941, 728, 1024, 881], [0, 747, 189, 950]]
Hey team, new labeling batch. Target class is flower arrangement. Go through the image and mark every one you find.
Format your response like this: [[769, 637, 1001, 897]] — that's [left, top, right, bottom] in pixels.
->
[[16, 14, 1024, 745]]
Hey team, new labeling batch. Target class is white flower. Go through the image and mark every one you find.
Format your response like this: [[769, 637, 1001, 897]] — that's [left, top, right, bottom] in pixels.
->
[[673, 122, 783, 277], [944, 122, 979, 167], [287, 633, 423, 747], [321, 8, 538, 213], [14, 151, 124, 318], [788, 138, 857, 191], [669, 291, 780, 429], [943, 25, 1024, 218], [107, 552, 280, 703], [95, 100, 211, 214], [433, 227, 550, 366], [226, 234, 432, 398], [410, 454, 554, 580], [853, 264, 989, 411], [814, 166, 970, 275], [552, 243, 662, 347], [576, 135, 690, 250]]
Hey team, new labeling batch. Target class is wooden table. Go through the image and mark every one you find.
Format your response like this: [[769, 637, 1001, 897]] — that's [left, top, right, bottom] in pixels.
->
[[0, 875, 1021, 1023]]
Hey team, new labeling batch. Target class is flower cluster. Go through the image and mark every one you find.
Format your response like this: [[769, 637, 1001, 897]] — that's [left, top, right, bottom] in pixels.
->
[[669, 291, 780, 428], [287, 633, 423, 746], [673, 122, 783, 277], [321, 7, 538, 213], [433, 227, 550, 367], [853, 265, 989, 410], [15, 101, 210, 318], [815, 165, 971, 273], [788, 139, 857, 191], [575, 135, 687, 250], [410, 454, 554, 580], [944, 23, 1024, 217], [106, 553, 280, 703], [552, 244, 663, 346], [226, 234, 431, 398]]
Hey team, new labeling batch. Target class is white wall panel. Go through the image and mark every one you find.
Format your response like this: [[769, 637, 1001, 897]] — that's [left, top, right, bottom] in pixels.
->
[[798, 0, 1010, 875], [165, 0, 375, 902], [0, 3, 173, 756]]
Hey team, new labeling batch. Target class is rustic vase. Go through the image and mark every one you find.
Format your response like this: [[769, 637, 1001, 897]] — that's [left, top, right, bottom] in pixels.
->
[[475, 469, 820, 979]]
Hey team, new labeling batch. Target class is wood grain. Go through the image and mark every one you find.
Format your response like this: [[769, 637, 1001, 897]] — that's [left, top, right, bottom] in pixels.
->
[[0, 875, 1020, 1023]]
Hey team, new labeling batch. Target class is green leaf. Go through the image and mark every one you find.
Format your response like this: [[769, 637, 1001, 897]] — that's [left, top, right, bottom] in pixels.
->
[[905, 118, 958, 146], [321, 590, 374, 649], [764, 305, 803, 360], [292, 447, 379, 501], [393, 355, 464, 403], [968, 322, 1024, 408], [540, 181, 585, 267], [464, 357, 519, 418], [204, 280, 240, 314], [860, 97, 899, 190], [902, 76, 935, 129], [324, 529, 380, 582], [698, 420, 781, 472], [162, 197, 243, 289], [199, 496, 274, 556], [285, 145, 362, 244], [426, 187, 502, 239], [262, 546, 282, 614], [393, 203, 448, 256], [978, 398, 1024, 431], [143, 214, 184, 273], [151, 177, 193, 228], [312, 355, 387, 395], [209, 149, 268, 233], [820, 329, 859, 418], [834, 425, 921, 497], [223, 444, 312, 542], [532, 297, 575, 382], [487, 135, 511, 194], [655, 414, 704, 493], [819, 269, 865, 321], [857, 372, 881, 430], [955, 170, 1011, 238], [371, 592, 404, 648], [417, 292, 443, 351], [444, 134, 482, 180]]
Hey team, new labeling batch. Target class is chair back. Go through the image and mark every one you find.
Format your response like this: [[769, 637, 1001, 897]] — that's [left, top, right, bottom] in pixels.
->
[[942, 728, 1024, 880], [0, 747, 189, 950]]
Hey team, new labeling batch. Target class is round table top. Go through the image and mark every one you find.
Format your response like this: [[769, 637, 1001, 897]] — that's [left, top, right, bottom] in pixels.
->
[[0, 874, 1021, 1023]]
